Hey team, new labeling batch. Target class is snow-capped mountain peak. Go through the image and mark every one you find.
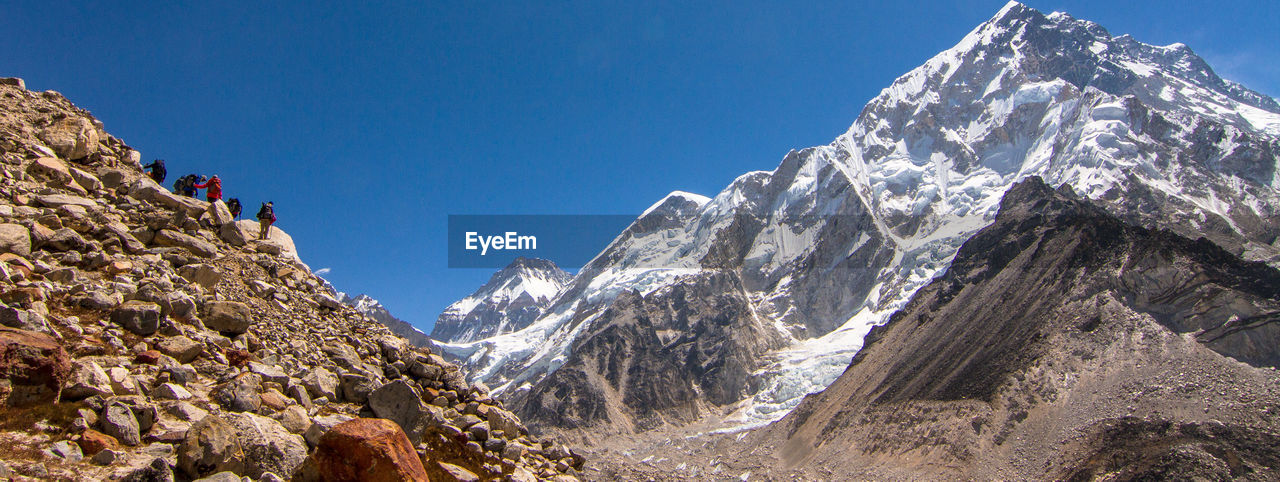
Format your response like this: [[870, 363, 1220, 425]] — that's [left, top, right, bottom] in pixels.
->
[[430, 257, 573, 343]]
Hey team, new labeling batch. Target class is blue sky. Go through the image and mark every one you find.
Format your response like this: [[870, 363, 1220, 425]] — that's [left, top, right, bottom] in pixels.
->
[[5, 1, 1277, 332]]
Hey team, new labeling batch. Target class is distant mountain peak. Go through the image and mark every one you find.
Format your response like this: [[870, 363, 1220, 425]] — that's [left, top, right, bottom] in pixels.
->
[[431, 257, 572, 344]]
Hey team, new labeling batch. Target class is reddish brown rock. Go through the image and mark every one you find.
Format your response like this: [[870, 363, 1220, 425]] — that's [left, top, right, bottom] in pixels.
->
[[313, 418, 428, 482], [0, 327, 71, 406], [77, 428, 120, 456], [225, 348, 251, 367], [135, 350, 162, 365]]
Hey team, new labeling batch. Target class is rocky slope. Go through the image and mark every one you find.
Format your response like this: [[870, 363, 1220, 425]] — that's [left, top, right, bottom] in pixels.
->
[[340, 293, 431, 348], [724, 177, 1280, 479], [442, 1, 1280, 434], [0, 79, 582, 480], [432, 257, 571, 344]]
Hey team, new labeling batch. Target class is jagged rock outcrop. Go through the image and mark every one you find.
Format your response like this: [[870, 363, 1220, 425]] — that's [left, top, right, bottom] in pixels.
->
[[744, 178, 1280, 479], [0, 80, 581, 480], [432, 257, 572, 343]]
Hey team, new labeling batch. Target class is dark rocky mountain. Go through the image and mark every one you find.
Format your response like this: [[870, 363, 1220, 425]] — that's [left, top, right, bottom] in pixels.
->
[[431, 257, 571, 344], [742, 177, 1280, 479], [339, 293, 432, 348]]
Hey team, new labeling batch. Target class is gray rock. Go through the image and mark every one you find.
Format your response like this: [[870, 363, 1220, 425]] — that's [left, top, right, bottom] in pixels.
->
[[201, 301, 253, 335], [38, 116, 99, 160], [45, 440, 83, 461], [0, 223, 31, 257], [74, 290, 119, 310], [212, 373, 262, 413], [467, 421, 490, 442], [110, 300, 162, 336], [302, 414, 353, 447], [46, 227, 87, 252], [339, 373, 377, 404], [121, 457, 175, 482], [178, 263, 221, 289], [153, 229, 217, 258], [368, 380, 432, 444], [92, 448, 122, 465], [101, 401, 141, 446], [63, 359, 113, 400], [191, 473, 242, 482], [153, 382, 193, 400], [224, 412, 307, 479], [486, 406, 523, 439], [206, 201, 234, 226], [165, 365, 198, 385], [274, 405, 310, 435], [35, 193, 96, 208], [300, 366, 338, 400], [178, 415, 245, 479], [69, 167, 102, 192], [96, 167, 128, 189], [248, 362, 289, 386], [316, 293, 342, 310], [169, 293, 197, 319], [218, 222, 248, 246]]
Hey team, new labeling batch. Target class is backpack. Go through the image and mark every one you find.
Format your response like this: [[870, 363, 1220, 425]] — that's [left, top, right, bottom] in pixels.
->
[[257, 203, 275, 222], [226, 198, 242, 217]]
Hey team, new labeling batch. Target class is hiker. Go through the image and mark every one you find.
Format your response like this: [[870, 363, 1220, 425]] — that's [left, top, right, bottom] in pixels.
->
[[193, 174, 222, 203], [142, 159, 166, 183], [226, 198, 242, 219], [172, 174, 202, 198], [257, 202, 275, 240]]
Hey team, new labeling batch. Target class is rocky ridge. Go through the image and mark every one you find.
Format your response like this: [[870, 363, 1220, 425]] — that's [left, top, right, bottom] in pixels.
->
[[432, 257, 572, 344], [340, 293, 431, 348], [0, 79, 582, 480]]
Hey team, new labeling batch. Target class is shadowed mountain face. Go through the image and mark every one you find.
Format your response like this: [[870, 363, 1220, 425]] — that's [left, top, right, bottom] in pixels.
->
[[762, 177, 1280, 480]]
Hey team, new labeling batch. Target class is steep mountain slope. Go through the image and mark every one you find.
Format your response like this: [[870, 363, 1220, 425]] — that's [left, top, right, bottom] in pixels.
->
[[0, 80, 581, 480], [340, 293, 431, 347], [739, 177, 1280, 480], [431, 257, 571, 343], [442, 1, 1280, 433]]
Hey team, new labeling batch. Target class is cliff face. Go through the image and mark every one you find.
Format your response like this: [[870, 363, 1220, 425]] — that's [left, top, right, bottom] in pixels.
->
[[0, 80, 581, 480], [752, 178, 1280, 480]]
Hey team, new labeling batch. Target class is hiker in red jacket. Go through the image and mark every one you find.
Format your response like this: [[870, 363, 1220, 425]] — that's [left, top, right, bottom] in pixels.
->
[[193, 175, 222, 203]]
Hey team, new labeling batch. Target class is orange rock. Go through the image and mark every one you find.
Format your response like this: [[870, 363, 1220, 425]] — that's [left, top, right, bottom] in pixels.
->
[[225, 348, 251, 367], [77, 428, 120, 455], [313, 418, 429, 482], [105, 259, 133, 274], [135, 350, 162, 365]]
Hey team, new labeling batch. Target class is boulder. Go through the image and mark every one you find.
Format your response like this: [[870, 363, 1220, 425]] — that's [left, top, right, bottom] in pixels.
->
[[153, 229, 217, 258], [46, 227, 88, 252], [178, 415, 245, 479], [120, 457, 174, 482], [224, 412, 307, 479], [110, 300, 162, 336], [218, 222, 248, 246], [300, 366, 339, 400], [178, 264, 221, 289], [78, 428, 120, 456], [430, 461, 480, 482], [232, 219, 297, 258], [0, 327, 70, 406], [63, 359, 113, 400], [0, 304, 45, 332], [313, 418, 428, 482], [368, 380, 432, 444], [39, 116, 99, 159], [201, 301, 253, 335], [128, 179, 207, 216], [0, 77, 24, 89], [0, 224, 31, 257], [206, 201, 234, 226], [248, 362, 289, 386], [153, 383, 193, 400], [316, 294, 342, 310], [485, 406, 523, 438], [104, 222, 146, 253], [96, 167, 128, 189], [211, 372, 262, 413], [26, 157, 75, 187], [275, 405, 310, 434], [92, 448, 122, 465], [35, 193, 96, 208], [69, 167, 103, 192], [101, 401, 141, 446], [340, 373, 378, 404], [156, 336, 202, 363], [303, 414, 354, 448], [45, 440, 83, 462]]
